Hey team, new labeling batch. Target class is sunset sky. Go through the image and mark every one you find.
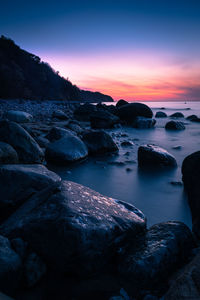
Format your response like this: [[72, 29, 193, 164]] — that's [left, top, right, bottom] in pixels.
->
[[1, 0, 200, 101]]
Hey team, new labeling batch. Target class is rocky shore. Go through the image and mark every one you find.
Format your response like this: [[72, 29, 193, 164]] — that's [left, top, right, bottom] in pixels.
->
[[0, 99, 200, 299]]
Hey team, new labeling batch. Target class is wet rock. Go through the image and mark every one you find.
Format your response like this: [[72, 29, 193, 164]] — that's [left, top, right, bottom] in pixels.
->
[[0, 235, 22, 295], [0, 181, 146, 276], [52, 110, 68, 120], [119, 221, 195, 295], [186, 114, 200, 122], [0, 142, 19, 164], [0, 164, 61, 222], [35, 136, 50, 148], [182, 151, 200, 237], [155, 111, 167, 118], [45, 135, 88, 164], [46, 126, 75, 142], [66, 121, 83, 134], [24, 252, 46, 287], [165, 250, 200, 300], [138, 144, 177, 168], [116, 103, 153, 124], [90, 110, 120, 129], [165, 121, 185, 130], [0, 120, 44, 163], [74, 103, 97, 121], [82, 130, 118, 155], [132, 117, 156, 129], [121, 141, 134, 147], [170, 112, 184, 118], [116, 99, 129, 108], [5, 110, 33, 123]]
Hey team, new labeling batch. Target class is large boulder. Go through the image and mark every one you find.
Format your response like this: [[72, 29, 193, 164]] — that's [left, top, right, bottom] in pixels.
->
[[0, 164, 61, 222], [132, 117, 156, 129], [165, 121, 185, 130], [46, 126, 75, 142], [45, 135, 88, 164], [116, 103, 153, 124], [116, 99, 129, 108], [0, 142, 19, 164], [82, 130, 119, 154], [0, 235, 22, 296], [170, 112, 184, 118], [165, 251, 200, 300], [118, 222, 195, 296], [5, 110, 33, 123], [90, 110, 120, 129], [155, 111, 167, 118], [0, 181, 146, 276], [182, 151, 200, 237], [74, 103, 97, 121], [138, 144, 177, 168], [0, 120, 44, 163]]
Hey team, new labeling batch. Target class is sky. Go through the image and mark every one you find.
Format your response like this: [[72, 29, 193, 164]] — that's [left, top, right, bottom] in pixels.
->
[[1, 0, 200, 101]]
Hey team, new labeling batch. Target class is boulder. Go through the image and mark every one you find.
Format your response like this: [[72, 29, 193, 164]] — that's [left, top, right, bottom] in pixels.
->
[[138, 145, 177, 168], [132, 117, 156, 129], [170, 112, 184, 118], [74, 103, 97, 121], [0, 120, 44, 163], [46, 126, 75, 142], [82, 130, 119, 154], [0, 235, 22, 295], [165, 251, 200, 300], [182, 151, 200, 237], [186, 114, 200, 122], [116, 99, 129, 108], [5, 110, 33, 123], [116, 103, 153, 124], [155, 111, 167, 118], [119, 222, 195, 296], [165, 121, 185, 130], [0, 142, 19, 164], [66, 121, 83, 135], [35, 136, 50, 148], [0, 164, 61, 222], [52, 110, 68, 120], [0, 181, 146, 276], [45, 135, 88, 164], [90, 110, 120, 129]]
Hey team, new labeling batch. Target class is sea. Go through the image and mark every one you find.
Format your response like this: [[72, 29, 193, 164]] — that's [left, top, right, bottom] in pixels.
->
[[49, 101, 200, 228]]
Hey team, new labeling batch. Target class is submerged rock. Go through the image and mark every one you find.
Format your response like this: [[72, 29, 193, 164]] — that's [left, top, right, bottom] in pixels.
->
[[165, 121, 185, 130], [0, 164, 61, 222], [0, 142, 19, 164], [155, 111, 167, 118], [132, 117, 156, 129], [0, 120, 44, 163], [0, 181, 146, 276], [45, 135, 88, 164], [138, 144, 177, 168], [82, 130, 118, 154], [119, 221, 195, 295], [116, 103, 153, 124], [5, 110, 33, 123], [186, 114, 200, 122], [170, 112, 184, 118], [90, 110, 120, 129], [182, 151, 200, 237]]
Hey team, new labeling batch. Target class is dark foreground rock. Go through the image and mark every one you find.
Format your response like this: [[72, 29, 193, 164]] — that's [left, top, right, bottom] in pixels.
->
[[0, 120, 44, 163], [52, 110, 68, 120], [138, 144, 177, 168], [132, 117, 156, 129], [46, 126, 75, 142], [116, 103, 153, 124], [0, 235, 22, 295], [0, 164, 61, 222], [165, 250, 200, 300], [155, 111, 167, 118], [82, 130, 119, 154], [0, 180, 146, 276], [74, 103, 97, 121], [0, 142, 19, 164], [90, 110, 120, 129], [182, 151, 200, 237], [165, 121, 185, 130], [45, 134, 88, 164], [118, 222, 195, 297], [116, 99, 129, 108], [5, 110, 33, 123]]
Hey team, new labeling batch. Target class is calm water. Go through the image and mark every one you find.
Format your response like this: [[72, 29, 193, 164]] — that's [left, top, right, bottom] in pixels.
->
[[49, 101, 200, 228]]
